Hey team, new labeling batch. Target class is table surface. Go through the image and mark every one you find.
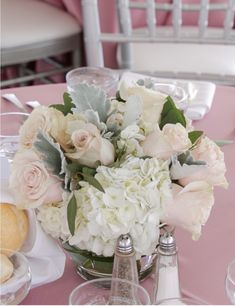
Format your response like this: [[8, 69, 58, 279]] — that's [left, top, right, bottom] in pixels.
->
[[1, 83, 235, 305]]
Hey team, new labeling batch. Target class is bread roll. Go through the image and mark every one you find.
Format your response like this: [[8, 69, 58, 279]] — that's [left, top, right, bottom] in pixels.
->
[[0, 253, 14, 284], [0, 203, 29, 255]]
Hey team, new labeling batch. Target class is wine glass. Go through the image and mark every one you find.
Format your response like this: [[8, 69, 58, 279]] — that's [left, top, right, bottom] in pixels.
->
[[0, 112, 29, 162], [66, 66, 119, 97], [69, 277, 150, 305], [225, 258, 235, 304]]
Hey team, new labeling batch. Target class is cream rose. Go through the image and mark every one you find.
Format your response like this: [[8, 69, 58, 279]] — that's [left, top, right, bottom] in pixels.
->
[[142, 123, 191, 160], [161, 181, 214, 240], [66, 123, 115, 167], [179, 136, 228, 188], [119, 81, 166, 125], [19, 106, 66, 149], [10, 149, 63, 208]]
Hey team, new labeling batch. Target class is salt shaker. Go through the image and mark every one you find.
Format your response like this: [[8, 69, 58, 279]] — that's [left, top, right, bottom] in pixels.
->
[[153, 232, 181, 303], [109, 233, 140, 304]]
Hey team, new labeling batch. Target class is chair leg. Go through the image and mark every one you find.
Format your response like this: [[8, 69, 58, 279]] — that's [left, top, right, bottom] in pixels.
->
[[19, 63, 28, 86], [72, 49, 81, 68]]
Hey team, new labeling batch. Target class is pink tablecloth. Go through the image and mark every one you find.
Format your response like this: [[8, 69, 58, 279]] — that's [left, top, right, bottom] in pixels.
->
[[1, 83, 235, 305]]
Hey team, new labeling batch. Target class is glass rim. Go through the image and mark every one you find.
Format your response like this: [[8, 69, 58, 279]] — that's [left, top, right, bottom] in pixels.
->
[[227, 258, 235, 285], [69, 277, 150, 305], [0, 111, 29, 116], [0, 248, 31, 280], [155, 297, 206, 305], [0, 112, 29, 138], [66, 66, 119, 84]]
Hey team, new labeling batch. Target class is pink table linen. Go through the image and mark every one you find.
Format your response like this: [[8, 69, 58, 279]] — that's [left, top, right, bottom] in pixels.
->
[[0, 83, 235, 305]]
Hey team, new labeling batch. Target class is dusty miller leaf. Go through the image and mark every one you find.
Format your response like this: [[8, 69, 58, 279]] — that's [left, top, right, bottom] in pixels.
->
[[122, 95, 142, 128], [33, 130, 64, 177], [84, 109, 107, 131], [70, 83, 111, 122], [177, 151, 206, 166], [170, 153, 206, 180]]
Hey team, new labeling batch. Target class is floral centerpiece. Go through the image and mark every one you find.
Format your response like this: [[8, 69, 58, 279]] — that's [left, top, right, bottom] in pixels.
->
[[9, 78, 227, 278]]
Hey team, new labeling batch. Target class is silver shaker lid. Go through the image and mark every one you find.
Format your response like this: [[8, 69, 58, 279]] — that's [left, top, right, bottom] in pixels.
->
[[116, 234, 134, 254], [158, 232, 177, 254]]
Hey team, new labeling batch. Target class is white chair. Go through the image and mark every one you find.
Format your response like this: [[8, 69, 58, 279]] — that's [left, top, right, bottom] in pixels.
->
[[82, 0, 235, 84], [1, 0, 82, 88]]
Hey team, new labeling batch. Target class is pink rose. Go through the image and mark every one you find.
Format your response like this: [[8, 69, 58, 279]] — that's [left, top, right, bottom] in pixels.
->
[[10, 149, 63, 208], [161, 182, 214, 240], [142, 123, 191, 160], [179, 136, 228, 188], [66, 123, 115, 168]]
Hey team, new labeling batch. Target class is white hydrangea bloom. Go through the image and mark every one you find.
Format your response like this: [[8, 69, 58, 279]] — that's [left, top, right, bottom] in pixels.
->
[[37, 156, 171, 259], [37, 201, 70, 241], [117, 125, 145, 157]]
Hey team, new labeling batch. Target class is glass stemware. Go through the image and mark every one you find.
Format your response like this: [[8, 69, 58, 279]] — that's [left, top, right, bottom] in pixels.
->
[[69, 277, 150, 305], [225, 258, 235, 304], [0, 112, 29, 162], [66, 66, 119, 97]]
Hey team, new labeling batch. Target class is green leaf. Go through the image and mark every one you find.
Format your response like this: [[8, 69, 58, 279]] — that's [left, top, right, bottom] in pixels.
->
[[66, 162, 83, 174], [62, 241, 114, 262], [188, 131, 203, 145], [159, 96, 186, 129], [49, 92, 75, 115], [33, 130, 64, 177], [82, 166, 96, 176], [67, 194, 77, 235], [116, 90, 126, 102], [79, 172, 104, 193]]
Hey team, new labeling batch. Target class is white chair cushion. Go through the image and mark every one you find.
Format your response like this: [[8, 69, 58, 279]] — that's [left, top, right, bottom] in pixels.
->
[[131, 43, 235, 76], [117, 27, 235, 77], [1, 0, 81, 49]]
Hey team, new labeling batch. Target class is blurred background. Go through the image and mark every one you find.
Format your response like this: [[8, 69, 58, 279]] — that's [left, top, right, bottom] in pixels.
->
[[1, 0, 235, 88]]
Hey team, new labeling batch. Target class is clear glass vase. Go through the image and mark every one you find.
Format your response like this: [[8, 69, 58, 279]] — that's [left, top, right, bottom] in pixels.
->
[[63, 242, 156, 282]]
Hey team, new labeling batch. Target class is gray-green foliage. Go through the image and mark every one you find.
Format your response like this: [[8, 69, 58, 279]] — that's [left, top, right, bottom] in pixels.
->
[[33, 130, 65, 178], [122, 95, 142, 128], [170, 152, 206, 180], [137, 78, 154, 89], [70, 83, 111, 123]]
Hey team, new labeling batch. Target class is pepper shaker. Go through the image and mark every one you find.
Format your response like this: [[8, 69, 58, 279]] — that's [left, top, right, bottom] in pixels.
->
[[109, 233, 140, 304]]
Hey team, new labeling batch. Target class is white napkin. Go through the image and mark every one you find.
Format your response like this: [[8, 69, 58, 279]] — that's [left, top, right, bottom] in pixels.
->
[[0, 157, 66, 288], [120, 72, 216, 120]]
